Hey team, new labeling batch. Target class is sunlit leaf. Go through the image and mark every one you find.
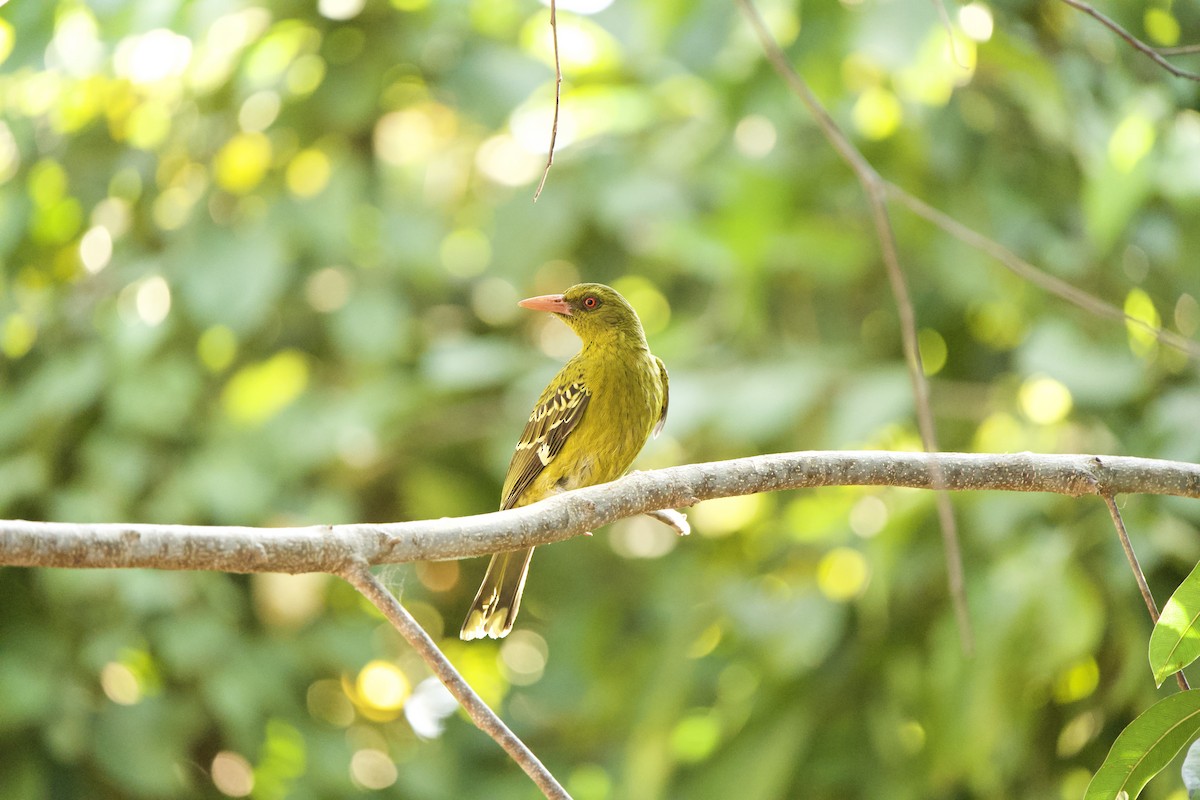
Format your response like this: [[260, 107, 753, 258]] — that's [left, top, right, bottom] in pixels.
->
[[1085, 691, 1200, 800], [1150, 561, 1200, 687]]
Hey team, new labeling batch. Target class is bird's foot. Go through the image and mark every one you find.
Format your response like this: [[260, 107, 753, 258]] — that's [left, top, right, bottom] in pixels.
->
[[644, 508, 690, 536]]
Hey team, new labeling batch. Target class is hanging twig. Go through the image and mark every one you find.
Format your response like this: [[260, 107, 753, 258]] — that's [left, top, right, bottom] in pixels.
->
[[533, 0, 562, 202], [930, 0, 967, 70], [1058, 0, 1200, 82], [734, 0, 974, 653], [341, 564, 573, 800], [1100, 493, 1190, 692]]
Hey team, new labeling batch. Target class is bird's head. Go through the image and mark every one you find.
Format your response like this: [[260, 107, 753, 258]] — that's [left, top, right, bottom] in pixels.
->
[[518, 283, 647, 348]]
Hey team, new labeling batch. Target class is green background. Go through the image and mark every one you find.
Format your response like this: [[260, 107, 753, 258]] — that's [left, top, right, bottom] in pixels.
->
[[1, 0, 1199, 797]]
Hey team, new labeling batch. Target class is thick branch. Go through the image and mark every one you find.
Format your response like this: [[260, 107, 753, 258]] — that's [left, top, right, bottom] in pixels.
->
[[1, 452, 1198, 573]]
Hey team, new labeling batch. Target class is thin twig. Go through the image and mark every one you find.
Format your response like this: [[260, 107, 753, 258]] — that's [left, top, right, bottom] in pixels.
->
[[341, 564, 573, 800], [1158, 44, 1200, 56], [930, 0, 967, 70], [735, 0, 973, 653], [1058, 0, 1200, 82], [888, 187, 1200, 359], [1100, 493, 1191, 691], [532, 0, 561, 202]]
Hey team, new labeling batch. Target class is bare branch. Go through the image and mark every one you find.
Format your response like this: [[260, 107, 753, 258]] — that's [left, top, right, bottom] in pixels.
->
[[1058, 0, 1200, 82], [1100, 493, 1190, 691], [532, 0, 562, 202], [888, 188, 1200, 360], [1, 452, 1198, 572], [735, 0, 973, 651], [1158, 44, 1200, 56], [341, 565, 572, 800]]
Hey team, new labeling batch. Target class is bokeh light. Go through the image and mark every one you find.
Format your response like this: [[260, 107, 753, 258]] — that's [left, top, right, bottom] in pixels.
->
[[134, 275, 172, 326], [114, 29, 192, 84], [286, 148, 332, 197], [1054, 657, 1100, 704], [1124, 287, 1161, 358], [1108, 113, 1155, 174], [211, 751, 255, 798], [354, 660, 411, 717], [214, 132, 272, 194], [692, 494, 765, 538], [1017, 376, 1073, 425], [958, 3, 994, 42], [100, 661, 142, 705], [918, 328, 947, 376], [848, 495, 888, 538], [817, 547, 870, 601], [853, 86, 902, 140], [734, 114, 777, 158], [2, 314, 37, 359], [222, 350, 310, 425], [349, 748, 398, 790], [79, 225, 113, 273], [499, 630, 549, 686], [253, 573, 329, 628]]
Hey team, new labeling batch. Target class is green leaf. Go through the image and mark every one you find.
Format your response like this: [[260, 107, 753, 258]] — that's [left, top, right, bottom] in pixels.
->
[[1085, 690, 1200, 800], [1151, 560, 1200, 687]]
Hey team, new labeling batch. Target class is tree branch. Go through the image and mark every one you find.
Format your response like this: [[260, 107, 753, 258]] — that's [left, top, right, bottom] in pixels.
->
[[887, 188, 1200, 360], [1058, 0, 1200, 82], [341, 564, 572, 799], [1, 452, 1198, 572]]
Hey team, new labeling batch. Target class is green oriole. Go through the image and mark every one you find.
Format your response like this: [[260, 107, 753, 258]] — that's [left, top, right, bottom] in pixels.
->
[[460, 283, 669, 640]]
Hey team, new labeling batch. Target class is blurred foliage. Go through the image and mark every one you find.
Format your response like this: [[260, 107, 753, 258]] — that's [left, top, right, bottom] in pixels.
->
[[0, 0, 1199, 797]]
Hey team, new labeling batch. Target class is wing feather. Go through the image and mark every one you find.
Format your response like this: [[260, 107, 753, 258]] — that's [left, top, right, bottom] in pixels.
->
[[501, 381, 591, 510], [652, 356, 669, 438]]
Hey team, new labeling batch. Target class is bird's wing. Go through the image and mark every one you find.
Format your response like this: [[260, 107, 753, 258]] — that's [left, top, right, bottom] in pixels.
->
[[652, 356, 669, 438], [501, 380, 591, 510]]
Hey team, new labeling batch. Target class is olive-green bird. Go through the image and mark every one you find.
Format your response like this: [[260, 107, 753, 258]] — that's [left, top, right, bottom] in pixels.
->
[[460, 283, 669, 640]]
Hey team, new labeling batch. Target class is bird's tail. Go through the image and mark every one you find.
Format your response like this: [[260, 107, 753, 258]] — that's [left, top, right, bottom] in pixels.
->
[[459, 547, 534, 640]]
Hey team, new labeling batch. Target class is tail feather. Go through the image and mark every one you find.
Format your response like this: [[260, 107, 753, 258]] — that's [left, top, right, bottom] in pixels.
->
[[459, 547, 534, 640]]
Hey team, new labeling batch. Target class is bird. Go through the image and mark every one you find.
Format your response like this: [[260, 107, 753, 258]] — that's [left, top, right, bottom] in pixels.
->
[[460, 283, 669, 640]]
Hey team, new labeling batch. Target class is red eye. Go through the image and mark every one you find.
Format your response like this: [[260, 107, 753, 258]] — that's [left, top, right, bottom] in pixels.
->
[[582, 295, 599, 309]]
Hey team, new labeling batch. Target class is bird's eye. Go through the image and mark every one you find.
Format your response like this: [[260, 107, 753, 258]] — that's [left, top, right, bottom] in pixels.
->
[[582, 295, 599, 309]]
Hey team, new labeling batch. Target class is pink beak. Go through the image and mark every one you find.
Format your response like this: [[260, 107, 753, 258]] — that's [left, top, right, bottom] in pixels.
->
[[518, 293, 572, 316]]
